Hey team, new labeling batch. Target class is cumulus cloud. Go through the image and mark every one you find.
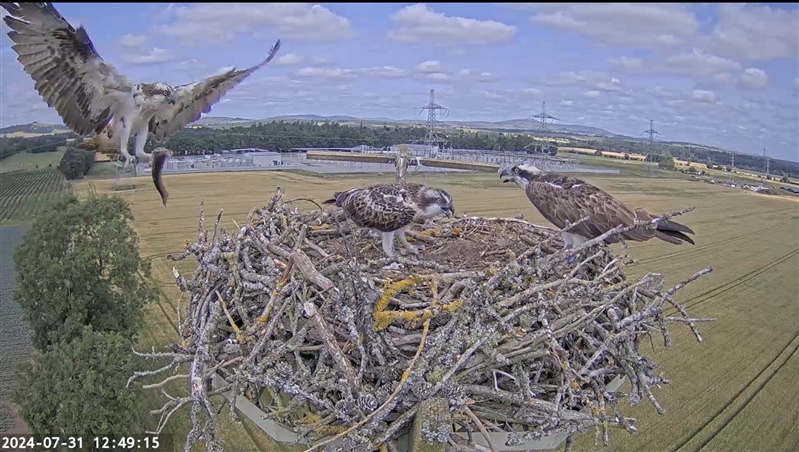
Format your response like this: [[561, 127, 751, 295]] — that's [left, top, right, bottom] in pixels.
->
[[357, 66, 408, 79], [153, 3, 354, 45], [710, 3, 799, 61], [549, 71, 623, 92], [122, 47, 173, 65], [296, 67, 355, 80], [275, 53, 304, 66], [388, 3, 517, 46], [739, 68, 769, 90], [609, 56, 645, 72], [664, 48, 740, 77], [416, 60, 443, 74], [527, 3, 699, 49]]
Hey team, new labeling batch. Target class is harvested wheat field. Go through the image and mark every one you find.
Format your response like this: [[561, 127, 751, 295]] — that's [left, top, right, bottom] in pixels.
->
[[74, 170, 799, 452]]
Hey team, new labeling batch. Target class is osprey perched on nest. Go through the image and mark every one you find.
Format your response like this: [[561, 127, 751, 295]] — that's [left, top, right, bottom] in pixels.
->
[[499, 163, 695, 253], [322, 182, 455, 258], [1, 2, 281, 206]]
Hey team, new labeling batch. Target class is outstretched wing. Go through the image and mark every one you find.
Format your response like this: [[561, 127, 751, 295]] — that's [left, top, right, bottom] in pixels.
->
[[148, 40, 282, 141], [1, 2, 132, 136], [341, 185, 419, 232], [525, 174, 653, 243]]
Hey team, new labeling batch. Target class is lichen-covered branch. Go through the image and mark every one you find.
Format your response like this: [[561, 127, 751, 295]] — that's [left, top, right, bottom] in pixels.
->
[[130, 187, 714, 452]]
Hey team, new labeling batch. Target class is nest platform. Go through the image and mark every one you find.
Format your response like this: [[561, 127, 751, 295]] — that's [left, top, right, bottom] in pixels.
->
[[130, 187, 713, 452]]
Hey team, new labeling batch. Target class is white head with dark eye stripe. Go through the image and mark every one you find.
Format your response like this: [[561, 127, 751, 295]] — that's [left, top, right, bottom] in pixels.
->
[[418, 187, 455, 218], [499, 163, 544, 188]]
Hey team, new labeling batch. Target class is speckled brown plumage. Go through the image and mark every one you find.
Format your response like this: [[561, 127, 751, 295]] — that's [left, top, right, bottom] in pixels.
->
[[323, 182, 454, 257], [500, 165, 695, 247]]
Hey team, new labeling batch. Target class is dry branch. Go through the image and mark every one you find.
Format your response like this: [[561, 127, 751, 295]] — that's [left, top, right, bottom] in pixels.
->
[[130, 187, 714, 452]]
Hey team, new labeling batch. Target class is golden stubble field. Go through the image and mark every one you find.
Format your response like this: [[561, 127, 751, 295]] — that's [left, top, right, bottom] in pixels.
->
[[74, 170, 799, 452]]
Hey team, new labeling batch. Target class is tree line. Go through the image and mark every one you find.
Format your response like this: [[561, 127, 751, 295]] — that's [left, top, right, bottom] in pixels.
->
[[0, 132, 77, 160], [11, 195, 159, 439], [6, 119, 798, 178]]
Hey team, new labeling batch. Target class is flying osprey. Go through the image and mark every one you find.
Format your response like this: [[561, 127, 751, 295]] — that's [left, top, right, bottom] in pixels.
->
[[499, 163, 695, 253], [322, 182, 455, 258], [1, 2, 281, 206]]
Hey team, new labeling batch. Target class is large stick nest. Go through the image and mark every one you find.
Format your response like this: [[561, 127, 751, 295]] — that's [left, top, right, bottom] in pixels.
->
[[129, 187, 714, 452]]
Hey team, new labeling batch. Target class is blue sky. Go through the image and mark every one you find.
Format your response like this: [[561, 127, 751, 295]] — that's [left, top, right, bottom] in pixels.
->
[[1, 3, 798, 161]]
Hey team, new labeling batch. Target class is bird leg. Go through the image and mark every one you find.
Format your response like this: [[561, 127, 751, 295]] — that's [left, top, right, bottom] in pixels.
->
[[381, 231, 396, 258], [115, 117, 134, 169], [132, 123, 151, 163], [397, 226, 419, 256]]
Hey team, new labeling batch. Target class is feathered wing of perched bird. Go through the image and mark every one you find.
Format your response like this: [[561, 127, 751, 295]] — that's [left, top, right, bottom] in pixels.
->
[[499, 163, 695, 251], [1, 2, 281, 203], [150, 147, 173, 207], [322, 182, 455, 257]]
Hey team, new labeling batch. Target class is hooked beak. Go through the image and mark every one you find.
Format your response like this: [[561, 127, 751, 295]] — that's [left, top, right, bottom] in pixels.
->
[[167, 93, 176, 105], [444, 204, 454, 218], [499, 166, 515, 183]]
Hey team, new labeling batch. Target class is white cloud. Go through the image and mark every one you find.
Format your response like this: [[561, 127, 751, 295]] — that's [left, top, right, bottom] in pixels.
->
[[691, 89, 717, 104], [739, 68, 769, 90], [388, 3, 517, 46], [416, 60, 443, 74], [584, 90, 601, 99], [122, 47, 173, 65], [664, 48, 740, 77], [522, 88, 544, 97], [275, 53, 303, 66], [357, 66, 408, 79], [117, 33, 148, 50], [549, 71, 623, 92], [609, 56, 645, 72], [710, 4, 799, 61], [153, 3, 353, 45], [296, 67, 355, 80], [528, 3, 699, 49]]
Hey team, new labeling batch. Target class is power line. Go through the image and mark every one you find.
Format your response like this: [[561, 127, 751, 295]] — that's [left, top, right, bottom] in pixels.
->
[[641, 119, 660, 175], [529, 101, 559, 131], [415, 89, 450, 157]]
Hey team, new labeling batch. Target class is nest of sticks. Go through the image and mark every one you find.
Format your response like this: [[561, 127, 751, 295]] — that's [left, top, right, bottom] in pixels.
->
[[129, 187, 714, 452]]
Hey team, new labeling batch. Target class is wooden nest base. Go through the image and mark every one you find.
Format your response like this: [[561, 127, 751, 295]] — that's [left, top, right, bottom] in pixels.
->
[[129, 187, 714, 452]]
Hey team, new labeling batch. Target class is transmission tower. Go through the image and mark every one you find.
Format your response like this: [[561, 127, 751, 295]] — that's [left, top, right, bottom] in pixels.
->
[[416, 89, 449, 157], [529, 101, 559, 131], [641, 119, 660, 175], [762, 147, 770, 176]]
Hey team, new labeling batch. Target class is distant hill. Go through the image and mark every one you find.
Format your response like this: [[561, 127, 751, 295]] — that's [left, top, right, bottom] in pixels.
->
[[0, 121, 70, 136]]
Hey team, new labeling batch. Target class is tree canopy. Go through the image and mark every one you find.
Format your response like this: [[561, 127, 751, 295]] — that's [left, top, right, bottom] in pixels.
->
[[12, 327, 144, 437], [12, 194, 158, 350]]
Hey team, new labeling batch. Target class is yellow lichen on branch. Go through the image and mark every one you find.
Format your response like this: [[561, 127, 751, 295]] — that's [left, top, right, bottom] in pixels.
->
[[373, 276, 421, 331]]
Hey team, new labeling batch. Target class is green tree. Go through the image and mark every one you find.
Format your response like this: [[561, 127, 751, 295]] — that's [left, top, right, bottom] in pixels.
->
[[659, 156, 676, 171], [12, 327, 144, 437], [12, 194, 158, 350]]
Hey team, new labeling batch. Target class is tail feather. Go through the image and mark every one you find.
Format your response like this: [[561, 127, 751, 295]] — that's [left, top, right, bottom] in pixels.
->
[[655, 229, 694, 245], [657, 218, 694, 235]]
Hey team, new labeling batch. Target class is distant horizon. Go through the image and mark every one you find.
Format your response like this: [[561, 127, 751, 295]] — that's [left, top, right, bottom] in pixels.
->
[[6, 113, 798, 165]]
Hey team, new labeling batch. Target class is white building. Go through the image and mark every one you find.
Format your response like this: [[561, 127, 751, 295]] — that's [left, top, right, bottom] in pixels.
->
[[245, 151, 282, 167]]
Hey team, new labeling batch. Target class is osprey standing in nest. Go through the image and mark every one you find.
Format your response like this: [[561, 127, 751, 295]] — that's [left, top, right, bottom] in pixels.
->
[[1, 2, 281, 206], [499, 163, 695, 260], [322, 182, 455, 258]]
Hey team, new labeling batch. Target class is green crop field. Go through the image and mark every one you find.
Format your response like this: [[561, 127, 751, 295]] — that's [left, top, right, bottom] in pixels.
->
[[0, 149, 65, 173], [0, 168, 72, 226], [67, 169, 799, 452], [0, 225, 34, 434]]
